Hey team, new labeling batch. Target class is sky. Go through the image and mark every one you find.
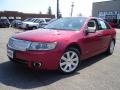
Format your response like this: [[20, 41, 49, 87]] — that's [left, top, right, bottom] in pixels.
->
[[0, 0, 110, 17]]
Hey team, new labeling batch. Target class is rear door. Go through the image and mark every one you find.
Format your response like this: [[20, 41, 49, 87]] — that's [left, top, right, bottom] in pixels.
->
[[97, 19, 112, 50]]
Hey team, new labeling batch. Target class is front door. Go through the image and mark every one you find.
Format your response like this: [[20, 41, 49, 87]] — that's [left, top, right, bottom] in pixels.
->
[[80, 19, 103, 60]]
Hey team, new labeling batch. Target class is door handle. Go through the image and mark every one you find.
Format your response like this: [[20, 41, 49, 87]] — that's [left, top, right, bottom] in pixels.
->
[[97, 34, 102, 37]]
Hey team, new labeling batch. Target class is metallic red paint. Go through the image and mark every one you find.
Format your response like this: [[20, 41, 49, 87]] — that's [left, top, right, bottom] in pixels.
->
[[7, 17, 116, 70]]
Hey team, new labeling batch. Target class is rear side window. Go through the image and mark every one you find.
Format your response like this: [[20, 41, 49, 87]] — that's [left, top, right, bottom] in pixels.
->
[[105, 22, 111, 29], [97, 19, 110, 30]]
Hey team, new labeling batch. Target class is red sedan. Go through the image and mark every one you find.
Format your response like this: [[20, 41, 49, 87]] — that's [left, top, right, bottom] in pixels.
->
[[7, 17, 116, 74]]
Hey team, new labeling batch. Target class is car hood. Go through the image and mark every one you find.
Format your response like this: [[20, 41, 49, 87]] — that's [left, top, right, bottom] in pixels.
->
[[13, 29, 78, 42], [22, 21, 38, 25]]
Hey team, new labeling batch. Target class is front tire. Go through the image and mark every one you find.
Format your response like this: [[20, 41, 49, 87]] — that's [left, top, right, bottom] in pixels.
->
[[59, 48, 80, 74], [32, 26, 37, 30]]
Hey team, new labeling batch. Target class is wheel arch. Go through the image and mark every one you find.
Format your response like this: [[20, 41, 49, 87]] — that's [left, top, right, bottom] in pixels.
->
[[65, 42, 82, 54]]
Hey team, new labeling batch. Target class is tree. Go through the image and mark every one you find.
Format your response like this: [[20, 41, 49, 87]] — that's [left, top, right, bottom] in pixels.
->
[[47, 6, 52, 15]]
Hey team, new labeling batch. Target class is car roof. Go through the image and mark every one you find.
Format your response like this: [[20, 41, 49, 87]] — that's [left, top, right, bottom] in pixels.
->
[[59, 16, 101, 19], [88, 16, 104, 20], [32, 18, 51, 19]]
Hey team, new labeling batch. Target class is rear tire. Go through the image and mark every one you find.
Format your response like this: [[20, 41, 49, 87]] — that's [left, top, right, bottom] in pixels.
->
[[59, 48, 80, 74], [106, 40, 115, 55]]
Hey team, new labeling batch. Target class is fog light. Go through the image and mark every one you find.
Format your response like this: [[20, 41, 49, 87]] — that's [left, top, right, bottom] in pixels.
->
[[32, 62, 41, 69]]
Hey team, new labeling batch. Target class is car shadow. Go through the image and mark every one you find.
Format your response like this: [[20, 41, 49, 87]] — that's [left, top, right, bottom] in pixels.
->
[[80, 53, 109, 70], [0, 53, 109, 89]]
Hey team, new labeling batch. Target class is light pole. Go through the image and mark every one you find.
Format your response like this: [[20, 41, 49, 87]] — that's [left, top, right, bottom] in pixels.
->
[[57, 0, 59, 18], [71, 2, 74, 17]]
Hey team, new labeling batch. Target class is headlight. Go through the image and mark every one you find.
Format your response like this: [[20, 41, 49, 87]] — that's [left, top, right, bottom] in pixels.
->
[[28, 42, 57, 50]]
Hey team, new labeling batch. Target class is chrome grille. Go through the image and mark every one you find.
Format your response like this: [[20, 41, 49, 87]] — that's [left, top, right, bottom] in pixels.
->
[[8, 38, 31, 51]]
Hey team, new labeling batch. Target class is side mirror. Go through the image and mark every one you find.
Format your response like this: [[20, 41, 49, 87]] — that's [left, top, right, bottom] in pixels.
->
[[85, 20, 96, 34], [87, 27, 96, 33], [85, 27, 96, 35]]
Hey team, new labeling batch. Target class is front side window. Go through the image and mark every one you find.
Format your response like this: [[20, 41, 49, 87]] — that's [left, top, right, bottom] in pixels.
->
[[44, 17, 86, 31], [34, 19, 44, 23], [31, 19, 36, 22], [34, 19, 40, 23]]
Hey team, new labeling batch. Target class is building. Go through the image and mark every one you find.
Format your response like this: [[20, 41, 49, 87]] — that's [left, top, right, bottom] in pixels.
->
[[0, 11, 55, 22], [92, 0, 120, 26]]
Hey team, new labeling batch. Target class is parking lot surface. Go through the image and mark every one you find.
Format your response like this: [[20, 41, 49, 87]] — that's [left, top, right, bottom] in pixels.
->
[[0, 28, 120, 90]]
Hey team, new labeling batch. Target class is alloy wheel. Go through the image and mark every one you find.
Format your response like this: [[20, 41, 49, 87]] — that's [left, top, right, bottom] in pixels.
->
[[60, 50, 79, 73]]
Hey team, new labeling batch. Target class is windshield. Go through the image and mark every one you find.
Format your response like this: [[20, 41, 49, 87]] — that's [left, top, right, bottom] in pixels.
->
[[44, 17, 86, 31], [24, 18, 32, 21], [0, 19, 9, 23]]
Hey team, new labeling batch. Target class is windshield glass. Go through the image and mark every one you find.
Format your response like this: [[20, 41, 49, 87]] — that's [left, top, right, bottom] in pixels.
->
[[44, 17, 86, 31], [0, 19, 9, 23], [24, 18, 32, 21]]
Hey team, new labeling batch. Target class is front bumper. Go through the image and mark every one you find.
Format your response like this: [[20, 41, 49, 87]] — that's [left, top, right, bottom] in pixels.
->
[[7, 47, 63, 70]]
